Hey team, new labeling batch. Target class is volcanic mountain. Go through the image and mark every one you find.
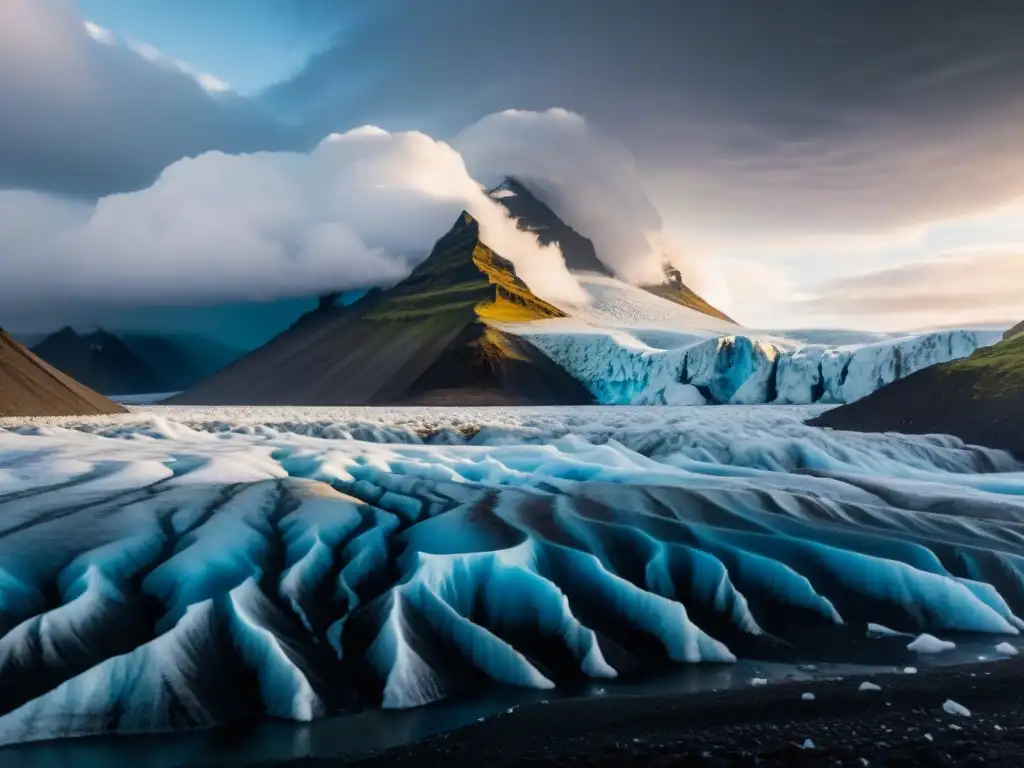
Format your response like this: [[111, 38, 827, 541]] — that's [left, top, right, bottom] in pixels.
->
[[32, 328, 163, 396], [810, 328, 1024, 458], [490, 177, 733, 322], [171, 212, 594, 406], [0, 329, 125, 417]]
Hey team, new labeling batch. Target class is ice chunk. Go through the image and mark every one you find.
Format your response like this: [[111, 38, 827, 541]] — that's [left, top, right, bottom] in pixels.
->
[[995, 642, 1018, 656], [903, 667, 918, 674], [867, 622, 903, 638], [858, 681, 881, 692], [750, 677, 768, 686], [907, 634, 956, 654], [942, 699, 971, 717], [801, 692, 816, 701]]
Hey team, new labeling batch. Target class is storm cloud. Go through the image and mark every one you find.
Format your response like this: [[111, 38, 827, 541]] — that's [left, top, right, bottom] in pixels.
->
[[266, 0, 1024, 235]]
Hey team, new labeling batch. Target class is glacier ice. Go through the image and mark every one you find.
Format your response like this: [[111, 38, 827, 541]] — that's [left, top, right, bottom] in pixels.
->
[[516, 325, 1002, 405], [942, 699, 971, 717], [0, 405, 1023, 745], [907, 634, 956, 654], [995, 641, 1019, 656]]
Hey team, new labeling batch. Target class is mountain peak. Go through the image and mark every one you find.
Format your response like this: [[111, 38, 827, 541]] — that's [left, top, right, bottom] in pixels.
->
[[32, 327, 164, 396], [365, 211, 564, 325], [488, 177, 733, 322]]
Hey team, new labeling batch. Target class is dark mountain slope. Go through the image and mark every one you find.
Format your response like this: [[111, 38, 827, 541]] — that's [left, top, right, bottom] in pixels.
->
[[490, 177, 734, 322], [118, 333, 245, 391], [32, 328, 163, 396], [491, 177, 610, 275], [170, 212, 594, 406], [0, 329, 125, 417], [810, 331, 1024, 458]]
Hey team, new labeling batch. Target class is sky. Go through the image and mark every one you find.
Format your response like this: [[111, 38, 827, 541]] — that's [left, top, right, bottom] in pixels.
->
[[1, 0, 1023, 335]]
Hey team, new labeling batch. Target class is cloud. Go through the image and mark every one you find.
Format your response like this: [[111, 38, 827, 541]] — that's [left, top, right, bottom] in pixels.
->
[[0, 124, 587, 322], [453, 109, 719, 297], [800, 249, 1024, 325], [123, 37, 232, 94], [266, 0, 1024, 236], [455, 110, 667, 285], [0, 0, 291, 197]]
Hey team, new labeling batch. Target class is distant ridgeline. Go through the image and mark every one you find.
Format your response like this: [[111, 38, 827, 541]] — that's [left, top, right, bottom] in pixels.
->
[[30, 328, 245, 396]]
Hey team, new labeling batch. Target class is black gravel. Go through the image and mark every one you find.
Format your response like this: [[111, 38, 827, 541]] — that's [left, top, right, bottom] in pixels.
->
[[247, 657, 1024, 767]]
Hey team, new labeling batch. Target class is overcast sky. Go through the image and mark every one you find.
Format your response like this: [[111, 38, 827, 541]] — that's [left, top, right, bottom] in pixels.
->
[[1, 0, 1022, 332]]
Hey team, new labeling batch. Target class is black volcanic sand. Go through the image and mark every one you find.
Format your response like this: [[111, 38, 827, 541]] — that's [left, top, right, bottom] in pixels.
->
[[252, 658, 1024, 767]]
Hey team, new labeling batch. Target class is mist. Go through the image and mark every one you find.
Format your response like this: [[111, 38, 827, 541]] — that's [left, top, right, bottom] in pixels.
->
[[0, 121, 592, 317], [454, 109, 720, 299]]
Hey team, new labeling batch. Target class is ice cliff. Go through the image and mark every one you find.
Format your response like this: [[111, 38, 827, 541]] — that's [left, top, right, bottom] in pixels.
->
[[519, 328, 1002, 406]]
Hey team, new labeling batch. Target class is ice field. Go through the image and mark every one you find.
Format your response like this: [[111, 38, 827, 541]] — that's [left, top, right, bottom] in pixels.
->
[[1, 405, 1023, 745]]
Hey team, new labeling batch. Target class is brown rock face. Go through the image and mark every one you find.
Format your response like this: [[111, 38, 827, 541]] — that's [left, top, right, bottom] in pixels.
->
[[0, 329, 126, 417]]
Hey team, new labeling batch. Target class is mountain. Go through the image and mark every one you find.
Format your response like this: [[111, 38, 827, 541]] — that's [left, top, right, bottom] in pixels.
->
[[0, 329, 125, 417], [32, 328, 164, 396], [489, 177, 734, 322], [809, 329, 1024, 458], [170, 212, 594, 406], [490, 177, 611, 275], [118, 333, 246, 392], [1003, 320, 1024, 341]]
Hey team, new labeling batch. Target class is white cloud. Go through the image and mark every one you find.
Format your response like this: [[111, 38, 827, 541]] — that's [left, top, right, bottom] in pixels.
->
[[0, 124, 587, 313], [797, 247, 1024, 329], [125, 38, 232, 94], [196, 73, 231, 94], [83, 21, 115, 45], [454, 109, 716, 295]]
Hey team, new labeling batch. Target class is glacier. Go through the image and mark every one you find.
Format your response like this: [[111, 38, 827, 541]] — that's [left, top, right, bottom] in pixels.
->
[[0, 405, 1023, 745], [494, 272, 1006, 405], [515, 324, 1003, 406]]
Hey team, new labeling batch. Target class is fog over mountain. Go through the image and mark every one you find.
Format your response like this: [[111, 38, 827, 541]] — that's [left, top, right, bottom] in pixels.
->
[[1, 0, 1023, 330]]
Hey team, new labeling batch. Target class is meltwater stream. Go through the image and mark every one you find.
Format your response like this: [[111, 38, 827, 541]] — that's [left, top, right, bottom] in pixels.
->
[[0, 405, 1022, 759]]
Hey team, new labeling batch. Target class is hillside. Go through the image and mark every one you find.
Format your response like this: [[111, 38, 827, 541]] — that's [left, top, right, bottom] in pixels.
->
[[0, 329, 125, 417], [32, 328, 163, 396], [118, 332, 245, 391], [810, 330, 1024, 458], [490, 177, 734, 322], [170, 212, 594, 406]]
